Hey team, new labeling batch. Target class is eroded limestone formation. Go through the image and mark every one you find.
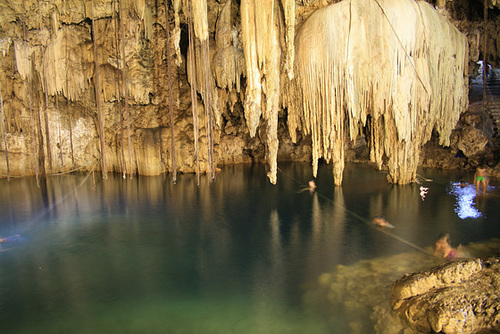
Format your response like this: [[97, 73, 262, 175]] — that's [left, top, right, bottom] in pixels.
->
[[0, 0, 499, 184], [391, 258, 500, 333]]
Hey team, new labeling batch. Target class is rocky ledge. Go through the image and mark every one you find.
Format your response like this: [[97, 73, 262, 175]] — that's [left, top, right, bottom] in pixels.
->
[[391, 258, 500, 334]]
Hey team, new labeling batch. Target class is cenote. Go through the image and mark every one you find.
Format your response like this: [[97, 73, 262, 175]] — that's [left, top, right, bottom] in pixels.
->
[[1, 163, 499, 333]]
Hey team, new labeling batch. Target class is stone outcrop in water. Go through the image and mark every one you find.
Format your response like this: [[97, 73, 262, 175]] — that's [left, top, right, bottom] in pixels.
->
[[391, 258, 500, 334], [307, 239, 500, 333]]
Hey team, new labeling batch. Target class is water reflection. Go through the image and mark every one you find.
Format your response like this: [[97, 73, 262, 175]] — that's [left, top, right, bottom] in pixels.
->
[[0, 164, 499, 333], [447, 182, 482, 219]]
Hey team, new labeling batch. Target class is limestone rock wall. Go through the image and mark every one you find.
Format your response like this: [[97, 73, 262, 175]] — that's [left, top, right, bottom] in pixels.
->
[[0, 0, 498, 184]]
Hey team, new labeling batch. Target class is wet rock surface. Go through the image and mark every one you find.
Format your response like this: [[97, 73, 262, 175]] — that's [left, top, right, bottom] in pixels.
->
[[307, 239, 500, 334], [392, 258, 500, 334]]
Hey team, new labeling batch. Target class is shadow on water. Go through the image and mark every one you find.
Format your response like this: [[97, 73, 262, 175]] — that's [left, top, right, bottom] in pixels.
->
[[0, 162, 499, 333]]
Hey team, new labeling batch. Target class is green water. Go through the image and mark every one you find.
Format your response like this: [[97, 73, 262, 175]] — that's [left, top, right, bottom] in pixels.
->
[[0, 163, 499, 333]]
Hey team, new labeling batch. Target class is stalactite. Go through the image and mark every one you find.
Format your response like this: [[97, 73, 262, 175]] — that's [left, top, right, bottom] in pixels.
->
[[20, 10, 39, 181], [65, 25, 75, 166], [91, 0, 108, 179], [191, 0, 215, 181], [165, 1, 177, 183], [113, 0, 127, 179], [0, 78, 10, 180], [187, 0, 200, 185], [119, 1, 135, 178], [213, 0, 244, 93], [36, 75, 47, 179], [172, 0, 183, 66], [28, 69, 39, 182], [42, 76, 53, 174], [290, 0, 467, 185], [240, 0, 282, 184], [240, 0, 262, 138], [281, 0, 295, 80], [56, 97, 64, 171]]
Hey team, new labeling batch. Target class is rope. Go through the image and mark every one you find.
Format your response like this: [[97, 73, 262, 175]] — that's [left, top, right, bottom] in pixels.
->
[[22, 160, 99, 228], [373, 0, 429, 95], [278, 166, 434, 256], [0, 164, 93, 178]]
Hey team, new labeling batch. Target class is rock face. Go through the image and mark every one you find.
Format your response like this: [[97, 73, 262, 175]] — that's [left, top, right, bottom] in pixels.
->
[[0, 0, 499, 184], [391, 258, 500, 334]]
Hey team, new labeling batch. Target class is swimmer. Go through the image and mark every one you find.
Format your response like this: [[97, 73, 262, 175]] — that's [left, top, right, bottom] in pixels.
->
[[433, 233, 462, 260], [372, 217, 394, 228], [460, 181, 466, 188], [308, 180, 317, 192], [474, 164, 488, 195], [419, 186, 429, 200]]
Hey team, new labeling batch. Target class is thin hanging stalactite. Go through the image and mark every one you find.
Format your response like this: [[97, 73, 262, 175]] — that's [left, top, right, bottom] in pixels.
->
[[0, 78, 10, 180], [165, 1, 177, 183], [202, 40, 215, 182], [43, 76, 53, 174], [91, 0, 108, 179], [482, 0, 488, 133], [28, 67, 39, 183], [191, 0, 215, 181], [113, 0, 127, 179], [120, 1, 134, 178], [187, 1, 200, 185], [56, 96, 64, 171], [65, 26, 75, 166], [36, 76, 47, 180], [21, 8, 39, 182]]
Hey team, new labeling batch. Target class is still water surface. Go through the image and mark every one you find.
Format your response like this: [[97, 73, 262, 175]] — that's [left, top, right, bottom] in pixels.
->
[[0, 163, 499, 333]]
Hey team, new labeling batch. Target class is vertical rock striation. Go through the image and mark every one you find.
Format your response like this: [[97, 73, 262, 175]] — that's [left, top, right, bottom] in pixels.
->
[[287, 0, 468, 185], [0, 0, 486, 186]]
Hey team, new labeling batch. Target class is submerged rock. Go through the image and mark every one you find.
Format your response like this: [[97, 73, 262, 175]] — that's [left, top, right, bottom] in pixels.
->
[[391, 258, 500, 334]]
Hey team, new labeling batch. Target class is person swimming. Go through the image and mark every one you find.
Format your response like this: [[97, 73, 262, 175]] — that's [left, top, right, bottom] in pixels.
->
[[372, 217, 394, 228], [433, 233, 462, 260]]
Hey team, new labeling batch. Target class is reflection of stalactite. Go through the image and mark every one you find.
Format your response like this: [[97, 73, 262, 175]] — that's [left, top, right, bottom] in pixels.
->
[[0, 78, 10, 179], [165, 2, 177, 183], [187, 2, 200, 185], [91, 0, 107, 179]]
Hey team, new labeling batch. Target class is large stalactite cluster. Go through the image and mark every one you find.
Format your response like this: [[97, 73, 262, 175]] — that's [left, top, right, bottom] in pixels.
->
[[287, 0, 468, 185], [0, 0, 494, 185]]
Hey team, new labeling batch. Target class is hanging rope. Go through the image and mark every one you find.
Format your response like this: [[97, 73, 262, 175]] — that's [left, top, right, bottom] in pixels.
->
[[202, 38, 215, 182], [0, 78, 10, 180], [91, 0, 108, 179], [120, 1, 134, 178], [165, 1, 177, 183], [374, 0, 429, 95], [65, 25, 75, 166], [56, 97, 64, 171], [43, 76, 53, 174], [187, 1, 200, 186], [112, 0, 127, 179]]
